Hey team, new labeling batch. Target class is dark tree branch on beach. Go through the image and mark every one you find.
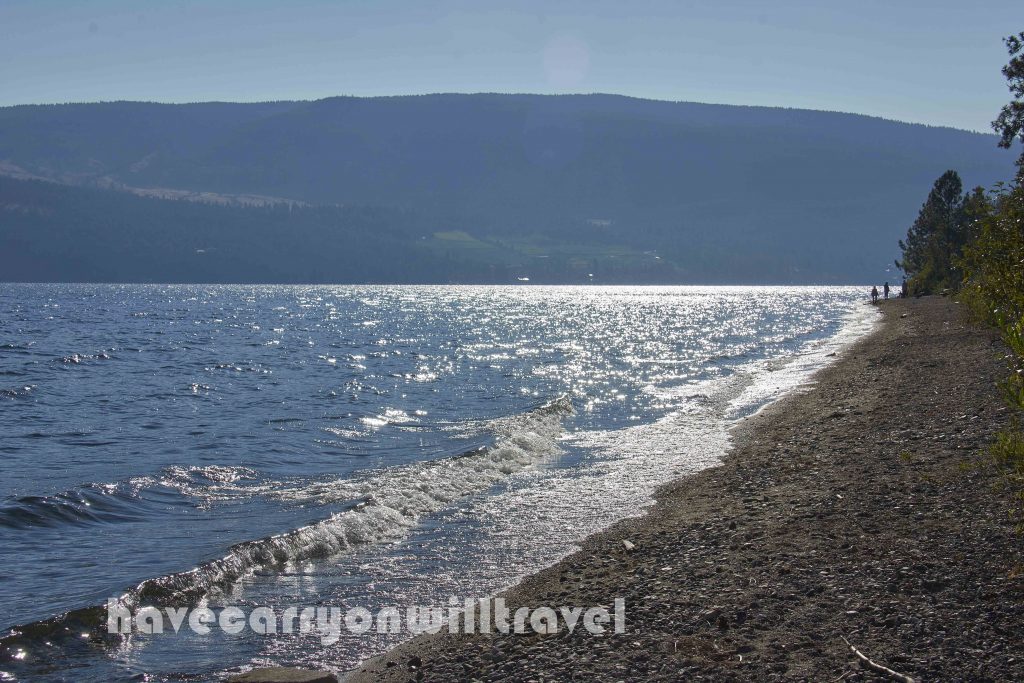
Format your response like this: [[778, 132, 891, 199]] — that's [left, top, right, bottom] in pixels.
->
[[840, 636, 916, 683]]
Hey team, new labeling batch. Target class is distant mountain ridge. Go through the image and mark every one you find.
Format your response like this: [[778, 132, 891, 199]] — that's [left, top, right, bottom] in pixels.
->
[[0, 94, 1014, 283]]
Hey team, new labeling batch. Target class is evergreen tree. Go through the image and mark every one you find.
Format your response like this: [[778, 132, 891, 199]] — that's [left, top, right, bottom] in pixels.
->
[[897, 170, 969, 293], [961, 185, 994, 246], [992, 32, 1024, 178]]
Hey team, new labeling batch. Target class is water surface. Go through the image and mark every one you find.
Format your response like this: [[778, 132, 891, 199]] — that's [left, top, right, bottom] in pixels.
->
[[0, 284, 874, 681]]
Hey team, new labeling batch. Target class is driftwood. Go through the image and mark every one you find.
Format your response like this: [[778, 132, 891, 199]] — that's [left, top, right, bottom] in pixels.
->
[[840, 636, 915, 683]]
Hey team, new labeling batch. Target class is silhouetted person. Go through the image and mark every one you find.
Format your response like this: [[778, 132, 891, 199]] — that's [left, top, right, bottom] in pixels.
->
[[871, 286, 879, 303], [901, 279, 908, 298], [883, 282, 890, 299]]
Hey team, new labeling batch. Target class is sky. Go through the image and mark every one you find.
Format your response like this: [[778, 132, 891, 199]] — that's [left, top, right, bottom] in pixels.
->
[[0, 0, 1019, 132]]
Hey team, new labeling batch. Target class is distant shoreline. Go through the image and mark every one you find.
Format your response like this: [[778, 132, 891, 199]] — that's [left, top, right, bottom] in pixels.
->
[[0, 281, 874, 287], [2, 95, 1011, 286], [346, 296, 1024, 682]]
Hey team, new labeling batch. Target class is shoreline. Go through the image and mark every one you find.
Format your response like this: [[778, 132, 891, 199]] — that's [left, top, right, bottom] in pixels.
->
[[346, 297, 1024, 682]]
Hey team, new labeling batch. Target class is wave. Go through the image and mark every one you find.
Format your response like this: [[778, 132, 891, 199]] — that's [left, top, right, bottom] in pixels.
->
[[54, 351, 113, 365], [0, 485, 149, 530], [0, 464, 269, 531], [0, 384, 35, 399], [724, 301, 880, 420], [0, 342, 35, 356], [127, 395, 571, 605], [0, 396, 573, 654]]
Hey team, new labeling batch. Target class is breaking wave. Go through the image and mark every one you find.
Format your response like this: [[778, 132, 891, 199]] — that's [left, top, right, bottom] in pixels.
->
[[0, 396, 573, 653], [126, 395, 571, 606]]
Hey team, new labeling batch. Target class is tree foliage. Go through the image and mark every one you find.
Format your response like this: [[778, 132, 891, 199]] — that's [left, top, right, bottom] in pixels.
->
[[960, 183, 1024, 393], [896, 30, 1024, 521], [960, 185, 1024, 332], [897, 170, 986, 293], [959, 29, 1024, 525], [992, 32, 1024, 177], [961, 181, 1024, 524]]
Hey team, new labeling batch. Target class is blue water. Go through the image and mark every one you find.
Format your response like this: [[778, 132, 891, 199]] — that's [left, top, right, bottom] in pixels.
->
[[0, 284, 874, 681]]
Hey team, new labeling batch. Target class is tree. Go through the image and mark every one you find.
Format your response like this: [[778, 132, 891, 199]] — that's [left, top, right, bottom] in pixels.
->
[[957, 30, 1024, 530], [961, 185, 994, 246], [897, 170, 970, 293], [992, 32, 1024, 177], [961, 185, 1024, 329]]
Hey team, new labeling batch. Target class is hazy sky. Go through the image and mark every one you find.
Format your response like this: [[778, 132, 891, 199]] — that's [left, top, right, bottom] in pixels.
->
[[0, 0, 1019, 132]]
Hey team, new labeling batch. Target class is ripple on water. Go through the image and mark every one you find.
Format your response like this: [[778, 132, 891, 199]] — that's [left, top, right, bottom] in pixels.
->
[[0, 284, 873, 682]]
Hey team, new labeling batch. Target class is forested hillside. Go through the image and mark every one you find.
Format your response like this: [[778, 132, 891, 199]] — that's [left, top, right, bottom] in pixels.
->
[[0, 177, 684, 283], [0, 94, 1014, 283]]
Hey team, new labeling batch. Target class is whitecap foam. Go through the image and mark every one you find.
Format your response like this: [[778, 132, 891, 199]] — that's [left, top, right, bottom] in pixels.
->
[[433, 304, 880, 613], [725, 301, 880, 420], [118, 396, 573, 608]]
